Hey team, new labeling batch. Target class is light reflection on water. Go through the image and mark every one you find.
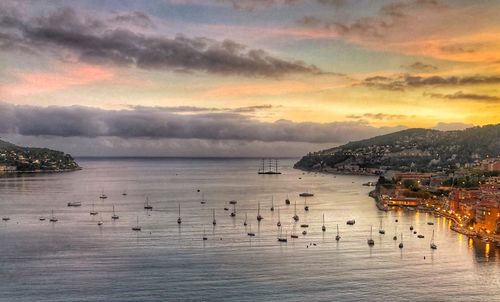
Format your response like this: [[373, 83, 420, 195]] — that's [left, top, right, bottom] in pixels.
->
[[0, 158, 499, 302]]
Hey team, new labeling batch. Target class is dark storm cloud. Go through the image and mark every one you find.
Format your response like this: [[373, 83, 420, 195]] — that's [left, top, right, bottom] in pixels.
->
[[0, 102, 404, 143], [424, 91, 500, 103], [361, 74, 500, 91], [0, 6, 322, 77]]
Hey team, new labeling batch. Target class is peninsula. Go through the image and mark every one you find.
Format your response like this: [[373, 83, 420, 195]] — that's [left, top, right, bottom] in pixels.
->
[[0, 139, 80, 173]]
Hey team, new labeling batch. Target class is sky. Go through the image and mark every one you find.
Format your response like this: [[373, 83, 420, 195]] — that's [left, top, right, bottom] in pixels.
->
[[0, 0, 499, 156]]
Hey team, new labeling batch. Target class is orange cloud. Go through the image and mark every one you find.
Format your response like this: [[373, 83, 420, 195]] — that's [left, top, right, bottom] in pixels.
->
[[3, 64, 114, 96]]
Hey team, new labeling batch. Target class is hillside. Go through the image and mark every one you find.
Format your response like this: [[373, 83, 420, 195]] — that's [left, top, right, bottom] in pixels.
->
[[0, 139, 80, 172], [294, 124, 500, 173]]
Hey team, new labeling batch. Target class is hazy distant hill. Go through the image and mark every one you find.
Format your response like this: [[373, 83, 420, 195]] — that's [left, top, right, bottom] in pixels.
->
[[0, 139, 79, 172], [294, 124, 500, 173]]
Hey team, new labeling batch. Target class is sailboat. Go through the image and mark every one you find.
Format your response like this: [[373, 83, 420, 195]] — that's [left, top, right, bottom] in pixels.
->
[[293, 201, 299, 221], [200, 193, 206, 205], [367, 225, 375, 246], [111, 205, 119, 220], [203, 228, 208, 241], [99, 190, 108, 199], [244, 213, 248, 226], [247, 223, 255, 236], [378, 220, 385, 234], [277, 227, 287, 242], [277, 207, 281, 227], [285, 194, 290, 205], [230, 203, 236, 217], [335, 224, 341, 241], [257, 202, 263, 221], [399, 233, 404, 249], [49, 210, 58, 223], [304, 198, 309, 211], [2, 217, 10, 221], [322, 214, 326, 232], [212, 209, 217, 225], [132, 216, 141, 231], [430, 229, 437, 250], [270, 196, 274, 211], [177, 204, 182, 224], [97, 214, 104, 226], [144, 196, 153, 210], [393, 226, 397, 240], [90, 203, 98, 216]]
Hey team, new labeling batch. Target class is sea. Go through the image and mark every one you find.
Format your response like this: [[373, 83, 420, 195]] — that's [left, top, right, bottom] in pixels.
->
[[0, 158, 498, 302]]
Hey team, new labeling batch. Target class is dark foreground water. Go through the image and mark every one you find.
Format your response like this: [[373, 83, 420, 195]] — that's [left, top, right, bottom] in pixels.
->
[[0, 158, 498, 302]]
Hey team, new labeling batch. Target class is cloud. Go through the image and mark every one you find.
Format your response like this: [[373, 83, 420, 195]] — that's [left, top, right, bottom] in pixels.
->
[[433, 122, 474, 131], [0, 102, 405, 144], [361, 74, 500, 91], [126, 104, 276, 114], [346, 113, 410, 120], [109, 11, 155, 28], [0, 6, 322, 77], [423, 91, 500, 103], [403, 62, 438, 73], [216, 0, 300, 11]]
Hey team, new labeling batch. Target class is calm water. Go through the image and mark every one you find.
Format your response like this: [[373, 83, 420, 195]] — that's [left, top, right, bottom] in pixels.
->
[[0, 158, 499, 302]]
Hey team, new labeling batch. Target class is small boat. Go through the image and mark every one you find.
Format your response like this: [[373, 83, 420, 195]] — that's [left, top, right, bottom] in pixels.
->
[[277, 207, 281, 227], [2, 217, 10, 221], [430, 229, 437, 250], [299, 192, 314, 197], [285, 195, 291, 205], [49, 210, 58, 223], [132, 216, 141, 231], [409, 226, 414, 231], [99, 191, 108, 199], [277, 228, 287, 242], [367, 226, 375, 246], [257, 202, 263, 221], [39, 217, 46, 221], [200, 193, 206, 205], [413, 231, 417, 234], [224, 207, 229, 211], [247, 224, 255, 236], [90, 203, 98, 216], [97, 214, 104, 226], [144, 196, 153, 210], [304, 198, 309, 211], [393, 226, 398, 240], [427, 222, 434, 225], [122, 192, 127, 196], [177, 204, 182, 224], [212, 209, 217, 226], [302, 230, 307, 235], [291, 234, 299, 239], [67, 202, 82, 207], [418, 234, 425, 238], [335, 224, 341, 241], [111, 205, 119, 220], [322, 214, 326, 232], [244, 213, 248, 226], [270, 196, 274, 211], [300, 224, 309, 228], [399, 233, 404, 249], [346, 219, 355, 225], [293, 201, 299, 221], [395, 219, 398, 222], [203, 228, 208, 241], [229, 200, 237, 205], [378, 220, 385, 235]]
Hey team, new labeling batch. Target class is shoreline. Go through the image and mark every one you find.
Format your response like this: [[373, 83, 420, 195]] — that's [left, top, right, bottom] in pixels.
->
[[0, 167, 81, 176]]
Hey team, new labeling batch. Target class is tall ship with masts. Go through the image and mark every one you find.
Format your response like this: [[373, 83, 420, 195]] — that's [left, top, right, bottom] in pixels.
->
[[258, 158, 282, 175]]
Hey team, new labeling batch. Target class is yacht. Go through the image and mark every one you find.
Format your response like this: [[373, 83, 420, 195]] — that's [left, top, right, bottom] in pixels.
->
[[299, 192, 314, 197], [399, 233, 404, 249], [39, 217, 46, 221], [49, 210, 58, 223], [67, 202, 82, 207], [293, 201, 299, 221], [212, 209, 217, 226], [144, 196, 153, 210], [247, 224, 255, 236], [393, 226, 398, 240], [417, 234, 425, 239], [285, 195, 290, 205], [346, 219, 355, 225], [244, 213, 248, 226], [111, 205, 119, 220], [177, 204, 182, 224], [291, 234, 299, 239], [97, 215, 104, 226], [409, 225, 414, 231], [277, 228, 287, 242], [203, 228, 208, 241], [132, 216, 141, 231], [230, 203, 236, 217], [2, 217, 10, 221], [335, 224, 341, 241], [257, 202, 263, 221], [277, 207, 281, 227], [90, 203, 98, 216], [430, 229, 437, 249], [200, 193, 206, 205], [367, 225, 375, 246], [322, 214, 326, 232], [99, 191, 108, 199], [270, 196, 274, 211], [300, 224, 309, 228], [378, 220, 385, 235]]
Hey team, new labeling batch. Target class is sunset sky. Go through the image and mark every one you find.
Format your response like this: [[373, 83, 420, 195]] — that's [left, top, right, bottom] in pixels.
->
[[1, 0, 499, 156]]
